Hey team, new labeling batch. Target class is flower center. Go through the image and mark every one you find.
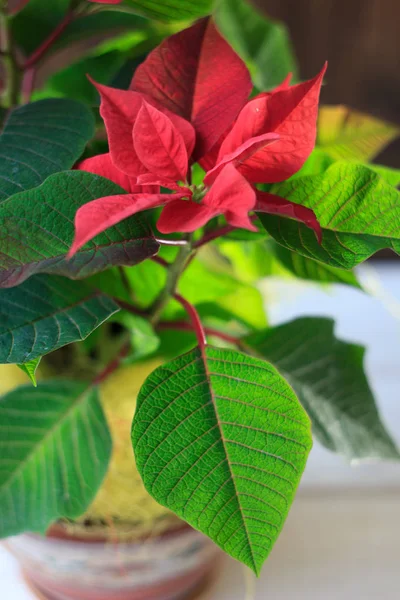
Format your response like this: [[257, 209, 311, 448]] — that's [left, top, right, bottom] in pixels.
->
[[190, 184, 207, 204]]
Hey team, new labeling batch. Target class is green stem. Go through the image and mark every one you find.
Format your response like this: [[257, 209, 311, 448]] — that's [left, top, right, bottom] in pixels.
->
[[0, 3, 20, 108], [150, 237, 194, 326]]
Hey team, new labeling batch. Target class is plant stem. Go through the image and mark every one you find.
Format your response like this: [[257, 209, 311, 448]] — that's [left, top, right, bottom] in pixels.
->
[[114, 298, 147, 317], [173, 294, 207, 349], [22, 2, 81, 69], [158, 320, 240, 346], [151, 255, 169, 268], [118, 266, 135, 302], [112, 292, 241, 347], [194, 215, 258, 249], [21, 66, 36, 104], [0, 2, 20, 107], [93, 340, 131, 385], [149, 237, 194, 325]]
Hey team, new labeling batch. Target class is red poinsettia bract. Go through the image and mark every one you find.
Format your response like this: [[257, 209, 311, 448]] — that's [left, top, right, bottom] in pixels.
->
[[69, 19, 325, 257]]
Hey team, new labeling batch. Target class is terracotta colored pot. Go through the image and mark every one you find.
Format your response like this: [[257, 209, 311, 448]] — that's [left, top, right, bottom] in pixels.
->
[[6, 527, 220, 600]]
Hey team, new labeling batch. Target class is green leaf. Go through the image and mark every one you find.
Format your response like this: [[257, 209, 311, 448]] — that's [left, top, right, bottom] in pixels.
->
[[125, 259, 167, 308], [11, 0, 69, 55], [273, 244, 363, 289], [11, 0, 147, 56], [260, 163, 400, 269], [216, 239, 277, 284], [125, 0, 213, 21], [55, 11, 149, 53], [290, 148, 336, 179], [215, 0, 298, 91], [177, 259, 268, 330], [17, 358, 41, 387], [368, 164, 400, 188], [125, 255, 267, 330], [293, 149, 400, 188], [317, 105, 399, 162], [244, 318, 400, 461], [0, 99, 94, 201], [0, 275, 119, 364], [132, 345, 312, 574], [0, 381, 111, 538], [33, 52, 127, 105], [120, 314, 160, 363], [0, 171, 159, 288]]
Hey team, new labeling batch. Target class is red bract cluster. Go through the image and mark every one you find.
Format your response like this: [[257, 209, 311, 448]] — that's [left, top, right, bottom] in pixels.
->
[[70, 19, 325, 256]]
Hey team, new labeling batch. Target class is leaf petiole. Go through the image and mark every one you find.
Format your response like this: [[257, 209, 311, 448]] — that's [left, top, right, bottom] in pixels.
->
[[173, 293, 207, 349]]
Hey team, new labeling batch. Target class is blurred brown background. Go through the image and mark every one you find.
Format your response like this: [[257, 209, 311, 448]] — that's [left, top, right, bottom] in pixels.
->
[[254, 0, 400, 167]]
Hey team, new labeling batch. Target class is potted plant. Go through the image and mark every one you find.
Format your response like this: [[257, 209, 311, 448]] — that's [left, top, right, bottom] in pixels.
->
[[1, 0, 399, 599]]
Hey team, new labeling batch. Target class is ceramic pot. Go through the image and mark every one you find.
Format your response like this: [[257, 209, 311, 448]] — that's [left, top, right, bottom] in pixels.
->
[[6, 526, 219, 600]]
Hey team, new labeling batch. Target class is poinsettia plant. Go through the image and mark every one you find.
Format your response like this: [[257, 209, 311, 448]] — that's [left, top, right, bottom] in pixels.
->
[[0, 0, 399, 577]]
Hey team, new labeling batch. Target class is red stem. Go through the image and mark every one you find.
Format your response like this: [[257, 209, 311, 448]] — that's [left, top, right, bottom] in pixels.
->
[[93, 341, 130, 385], [112, 295, 240, 347], [173, 294, 207, 350], [23, 9, 75, 69], [21, 67, 36, 103], [194, 214, 258, 249], [114, 298, 147, 316], [158, 320, 240, 346], [151, 255, 170, 268]]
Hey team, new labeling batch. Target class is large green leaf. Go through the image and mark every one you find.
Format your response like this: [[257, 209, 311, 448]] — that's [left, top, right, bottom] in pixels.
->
[[260, 163, 400, 269], [0, 274, 119, 364], [244, 318, 400, 461], [0, 171, 159, 288], [317, 105, 399, 162], [0, 381, 111, 538], [11, 0, 147, 55], [125, 0, 213, 21], [215, 0, 298, 91], [273, 244, 362, 289], [132, 345, 312, 574], [0, 100, 94, 201]]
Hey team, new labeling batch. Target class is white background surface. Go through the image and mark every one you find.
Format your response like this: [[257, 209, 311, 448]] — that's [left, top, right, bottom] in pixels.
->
[[1, 262, 399, 599]]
